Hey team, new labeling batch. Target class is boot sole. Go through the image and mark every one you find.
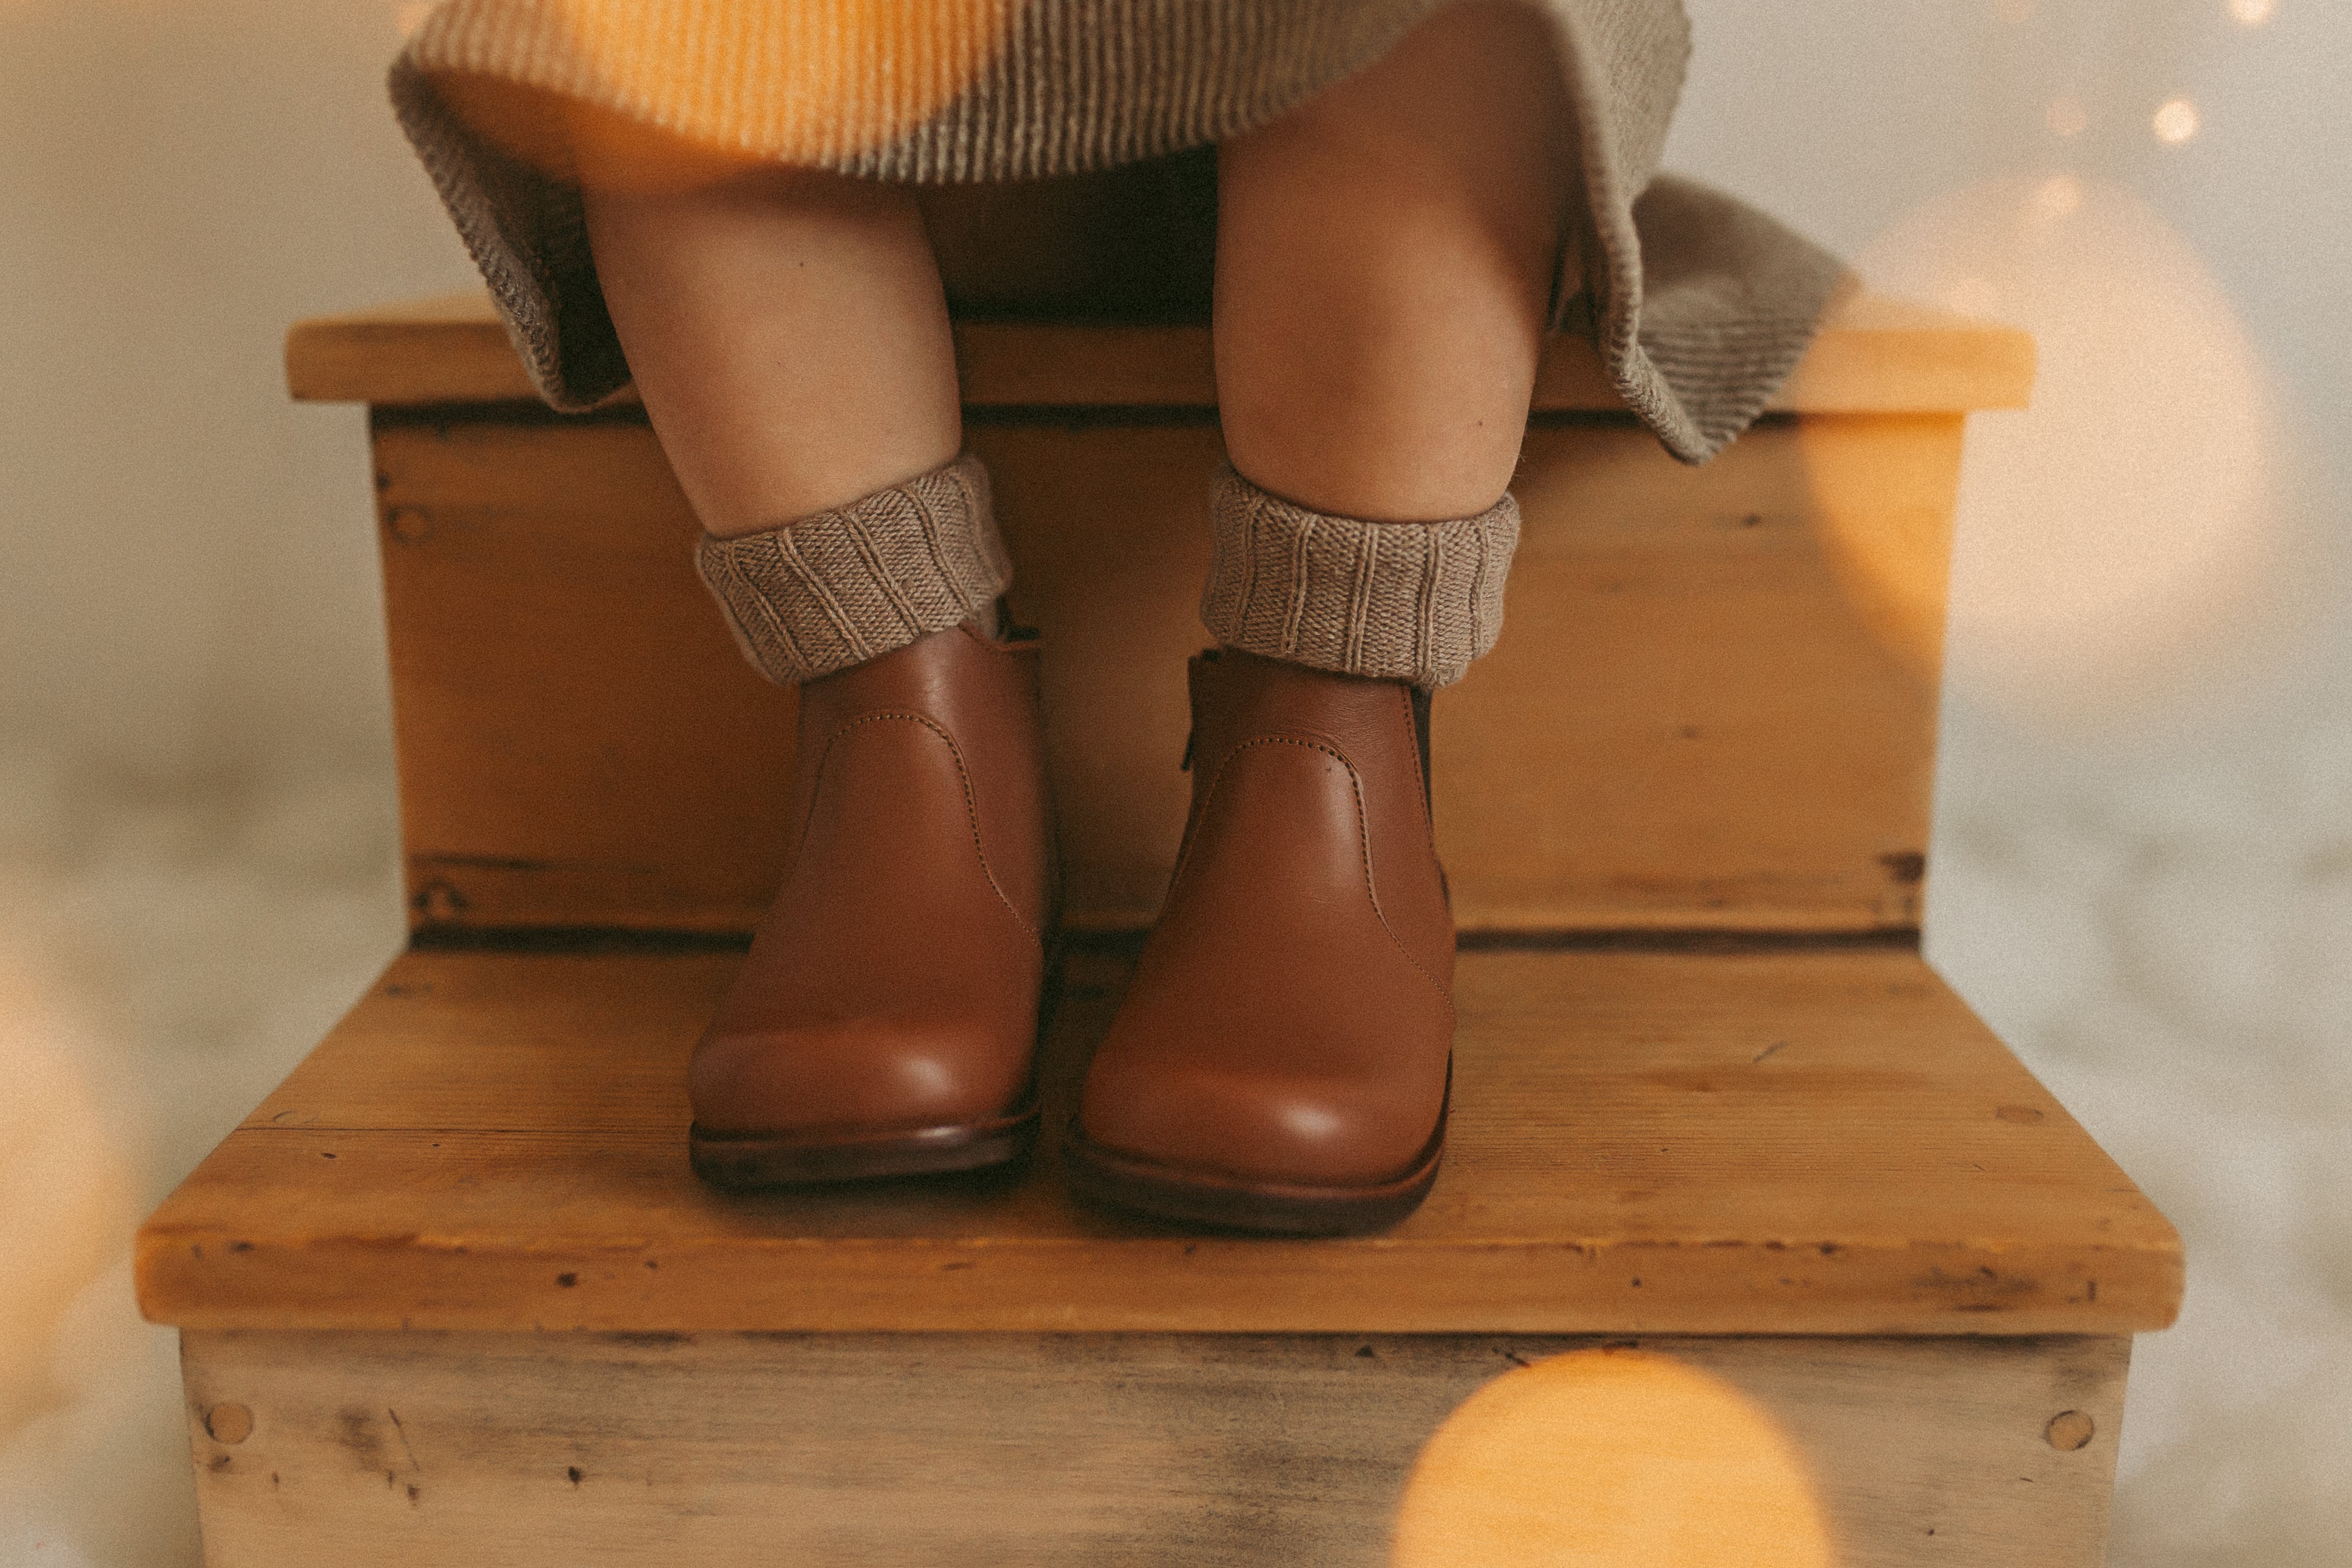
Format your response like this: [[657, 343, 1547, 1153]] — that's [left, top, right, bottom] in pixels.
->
[[691, 1103, 1039, 1189], [690, 936, 1065, 1192], [1061, 1072, 1448, 1237]]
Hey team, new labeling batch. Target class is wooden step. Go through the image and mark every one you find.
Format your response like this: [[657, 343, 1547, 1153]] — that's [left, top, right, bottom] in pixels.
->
[[178, 1329, 2129, 1568], [139, 288, 2176, 1566], [135, 945, 2176, 1336], [302, 291, 2026, 942], [286, 290, 2034, 414], [143, 942, 2170, 1566]]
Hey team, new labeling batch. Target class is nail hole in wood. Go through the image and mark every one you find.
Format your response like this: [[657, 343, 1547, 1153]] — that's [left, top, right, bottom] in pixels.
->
[[2045, 1410, 2095, 1451]]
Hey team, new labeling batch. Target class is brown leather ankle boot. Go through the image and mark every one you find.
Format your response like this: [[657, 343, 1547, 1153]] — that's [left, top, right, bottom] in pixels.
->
[[1066, 649, 1454, 1233], [689, 619, 1059, 1187]]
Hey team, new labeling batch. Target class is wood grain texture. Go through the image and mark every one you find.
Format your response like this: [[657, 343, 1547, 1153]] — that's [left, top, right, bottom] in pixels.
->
[[136, 948, 2182, 1335], [288, 290, 2033, 412], [370, 414, 797, 934], [178, 1328, 2125, 1568], [375, 412, 1954, 936]]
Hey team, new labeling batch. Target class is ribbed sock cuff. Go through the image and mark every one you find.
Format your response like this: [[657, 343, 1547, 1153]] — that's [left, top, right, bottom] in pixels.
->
[[694, 453, 1011, 685], [1200, 466, 1519, 689]]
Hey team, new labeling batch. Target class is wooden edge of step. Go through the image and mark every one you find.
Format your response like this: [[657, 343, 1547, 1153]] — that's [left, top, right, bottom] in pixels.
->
[[132, 946, 2177, 1338], [285, 291, 2035, 414]]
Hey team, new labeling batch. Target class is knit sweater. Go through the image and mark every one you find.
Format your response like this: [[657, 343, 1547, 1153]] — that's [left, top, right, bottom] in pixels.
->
[[391, 0, 1848, 463]]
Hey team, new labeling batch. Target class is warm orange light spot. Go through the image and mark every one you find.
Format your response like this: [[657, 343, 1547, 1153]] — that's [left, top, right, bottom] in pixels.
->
[[2035, 173, 2083, 216], [1846, 176, 2286, 725], [2227, 0, 2275, 25], [411, 0, 1020, 182], [0, 952, 137, 1432], [1946, 276, 2003, 317], [1801, 417, 1960, 682], [1392, 1349, 1832, 1568], [2152, 98, 2200, 145]]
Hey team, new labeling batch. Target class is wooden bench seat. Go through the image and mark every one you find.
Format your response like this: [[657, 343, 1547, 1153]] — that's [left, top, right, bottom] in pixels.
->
[[283, 289, 2034, 416], [141, 945, 2174, 1337], [136, 290, 2175, 1567]]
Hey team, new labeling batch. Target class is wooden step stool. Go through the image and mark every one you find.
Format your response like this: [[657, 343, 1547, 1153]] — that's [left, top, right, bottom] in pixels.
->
[[137, 289, 2179, 1566]]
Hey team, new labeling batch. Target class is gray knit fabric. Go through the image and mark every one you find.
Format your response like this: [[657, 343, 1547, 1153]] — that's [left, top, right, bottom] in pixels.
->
[[387, 0, 1850, 465], [1201, 467, 1517, 690], [694, 454, 1010, 685]]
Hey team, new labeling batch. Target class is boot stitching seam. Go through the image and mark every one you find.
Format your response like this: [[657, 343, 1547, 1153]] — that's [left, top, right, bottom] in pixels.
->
[[1173, 736, 1451, 1004], [1395, 685, 1442, 861], [792, 711, 1043, 945]]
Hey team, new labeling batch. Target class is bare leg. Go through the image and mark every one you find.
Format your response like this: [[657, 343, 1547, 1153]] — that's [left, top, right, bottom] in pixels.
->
[[577, 129, 961, 538], [1072, 4, 1578, 1233], [1213, 0, 1576, 522], [569, 128, 1053, 1188]]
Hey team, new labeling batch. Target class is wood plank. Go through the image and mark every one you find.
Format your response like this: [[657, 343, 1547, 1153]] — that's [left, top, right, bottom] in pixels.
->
[[287, 290, 2033, 412], [179, 1329, 2125, 1568], [1371, 413, 1952, 933], [375, 412, 1954, 936], [1770, 295, 2036, 415], [135, 948, 2182, 1334], [371, 414, 798, 935]]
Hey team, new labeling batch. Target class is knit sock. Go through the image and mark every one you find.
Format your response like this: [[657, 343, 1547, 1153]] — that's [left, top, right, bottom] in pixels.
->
[[1199, 465, 1520, 690], [694, 452, 1012, 685]]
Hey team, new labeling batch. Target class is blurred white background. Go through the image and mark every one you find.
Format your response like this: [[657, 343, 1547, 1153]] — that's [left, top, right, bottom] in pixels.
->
[[2, 1, 2346, 1563]]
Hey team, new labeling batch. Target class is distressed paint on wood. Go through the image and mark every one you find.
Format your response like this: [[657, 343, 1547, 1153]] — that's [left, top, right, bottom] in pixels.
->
[[179, 1329, 2124, 1568]]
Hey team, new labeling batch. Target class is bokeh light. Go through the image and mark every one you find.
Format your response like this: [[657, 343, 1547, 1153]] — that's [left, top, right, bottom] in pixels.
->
[[1818, 175, 2285, 723], [2153, 97, 2201, 144], [1947, 276, 2004, 316], [411, 0, 1021, 187], [2035, 172, 2084, 215], [0, 952, 137, 1436], [1392, 1349, 1829, 1568], [2227, 0, 2276, 25]]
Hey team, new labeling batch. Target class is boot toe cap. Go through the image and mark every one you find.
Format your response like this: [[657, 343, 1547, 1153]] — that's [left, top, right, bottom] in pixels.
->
[[691, 1020, 1030, 1139], [1078, 1056, 1443, 1190]]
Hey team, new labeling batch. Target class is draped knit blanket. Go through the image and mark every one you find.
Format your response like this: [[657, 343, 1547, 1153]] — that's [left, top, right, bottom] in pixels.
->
[[390, 0, 1849, 463]]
